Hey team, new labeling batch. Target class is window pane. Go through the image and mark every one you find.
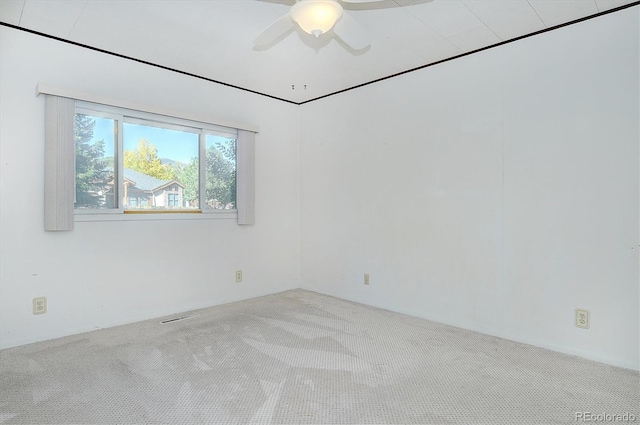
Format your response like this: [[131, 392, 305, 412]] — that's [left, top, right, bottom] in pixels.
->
[[123, 122, 198, 209], [205, 135, 237, 210], [75, 114, 116, 209]]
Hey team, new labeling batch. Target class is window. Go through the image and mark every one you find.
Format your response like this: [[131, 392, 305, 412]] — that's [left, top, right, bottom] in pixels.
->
[[167, 193, 179, 207], [74, 101, 237, 214], [41, 89, 255, 230], [74, 114, 116, 209]]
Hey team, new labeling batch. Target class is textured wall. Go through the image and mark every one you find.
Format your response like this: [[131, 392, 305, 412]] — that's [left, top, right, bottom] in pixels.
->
[[1, 7, 638, 371], [0, 27, 301, 349], [299, 8, 639, 370]]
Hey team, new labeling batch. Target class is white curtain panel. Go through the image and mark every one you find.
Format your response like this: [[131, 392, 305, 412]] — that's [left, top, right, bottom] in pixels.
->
[[44, 95, 75, 231], [236, 129, 256, 225]]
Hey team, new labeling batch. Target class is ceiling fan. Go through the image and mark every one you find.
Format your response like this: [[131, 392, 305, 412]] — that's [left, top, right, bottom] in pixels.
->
[[254, 0, 388, 51]]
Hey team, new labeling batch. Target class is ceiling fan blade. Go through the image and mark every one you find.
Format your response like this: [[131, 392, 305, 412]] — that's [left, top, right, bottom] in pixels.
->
[[254, 14, 295, 47], [257, 0, 295, 5], [340, 0, 431, 11], [332, 11, 370, 50]]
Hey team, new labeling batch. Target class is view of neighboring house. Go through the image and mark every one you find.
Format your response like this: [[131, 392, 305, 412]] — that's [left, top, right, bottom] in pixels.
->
[[123, 168, 185, 208]]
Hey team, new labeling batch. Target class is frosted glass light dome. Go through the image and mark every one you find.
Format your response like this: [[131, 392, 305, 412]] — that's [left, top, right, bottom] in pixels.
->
[[290, 1, 343, 37]]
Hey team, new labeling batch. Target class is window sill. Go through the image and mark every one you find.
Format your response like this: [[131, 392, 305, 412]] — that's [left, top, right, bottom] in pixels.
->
[[123, 209, 202, 214], [74, 210, 237, 222]]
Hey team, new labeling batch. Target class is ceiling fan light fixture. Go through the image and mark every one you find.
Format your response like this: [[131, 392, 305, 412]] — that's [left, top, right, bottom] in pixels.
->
[[290, 1, 343, 38]]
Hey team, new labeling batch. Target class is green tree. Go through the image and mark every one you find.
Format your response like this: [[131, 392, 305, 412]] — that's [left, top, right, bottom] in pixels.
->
[[124, 139, 176, 180], [212, 140, 236, 207], [206, 143, 236, 208], [181, 157, 199, 207], [178, 142, 236, 209], [215, 140, 236, 164], [75, 114, 112, 207]]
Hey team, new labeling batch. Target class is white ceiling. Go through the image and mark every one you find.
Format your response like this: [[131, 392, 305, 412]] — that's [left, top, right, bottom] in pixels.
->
[[0, 0, 636, 103]]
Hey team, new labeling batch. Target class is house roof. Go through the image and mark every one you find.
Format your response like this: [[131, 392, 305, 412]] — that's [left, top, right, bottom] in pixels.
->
[[123, 168, 184, 192]]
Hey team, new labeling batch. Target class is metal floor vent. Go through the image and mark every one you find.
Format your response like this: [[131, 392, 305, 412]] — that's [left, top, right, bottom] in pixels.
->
[[159, 313, 198, 324]]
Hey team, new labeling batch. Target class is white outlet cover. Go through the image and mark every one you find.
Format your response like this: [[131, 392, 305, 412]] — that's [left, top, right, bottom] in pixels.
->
[[575, 308, 590, 329], [33, 297, 47, 315]]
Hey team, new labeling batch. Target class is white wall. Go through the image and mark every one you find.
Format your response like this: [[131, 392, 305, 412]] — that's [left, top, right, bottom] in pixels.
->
[[0, 27, 300, 348], [299, 8, 639, 370], [2, 7, 638, 372]]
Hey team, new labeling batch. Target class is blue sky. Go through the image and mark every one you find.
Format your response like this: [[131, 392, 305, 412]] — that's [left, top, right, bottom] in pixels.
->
[[124, 122, 198, 164], [89, 116, 234, 164]]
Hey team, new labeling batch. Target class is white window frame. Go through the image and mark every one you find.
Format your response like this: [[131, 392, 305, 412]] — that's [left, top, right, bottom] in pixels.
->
[[41, 85, 255, 229], [74, 100, 239, 221]]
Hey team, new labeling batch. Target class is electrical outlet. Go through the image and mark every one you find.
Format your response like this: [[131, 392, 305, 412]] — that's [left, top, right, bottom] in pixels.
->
[[236, 270, 242, 283], [575, 309, 590, 329], [364, 273, 370, 285], [33, 297, 47, 315]]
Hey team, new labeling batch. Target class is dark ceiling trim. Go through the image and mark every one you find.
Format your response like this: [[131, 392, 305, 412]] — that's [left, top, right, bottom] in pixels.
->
[[299, 0, 640, 105], [0, 21, 298, 106], [1, 0, 638, 107]]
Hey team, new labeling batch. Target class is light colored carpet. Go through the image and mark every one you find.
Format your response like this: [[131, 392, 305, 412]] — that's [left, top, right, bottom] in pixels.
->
[[0, 289, 638, 424]]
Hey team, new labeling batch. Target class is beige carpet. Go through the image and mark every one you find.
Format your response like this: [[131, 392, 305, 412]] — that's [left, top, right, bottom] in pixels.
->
[[1, 289, 638, 424]]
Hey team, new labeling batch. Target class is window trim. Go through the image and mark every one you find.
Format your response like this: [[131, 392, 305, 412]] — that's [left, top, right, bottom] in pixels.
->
[[75, 101, 239, 219], [41, 86, 256, 229], [75, 210, 237, 222], [74, 107, 122, 215]]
